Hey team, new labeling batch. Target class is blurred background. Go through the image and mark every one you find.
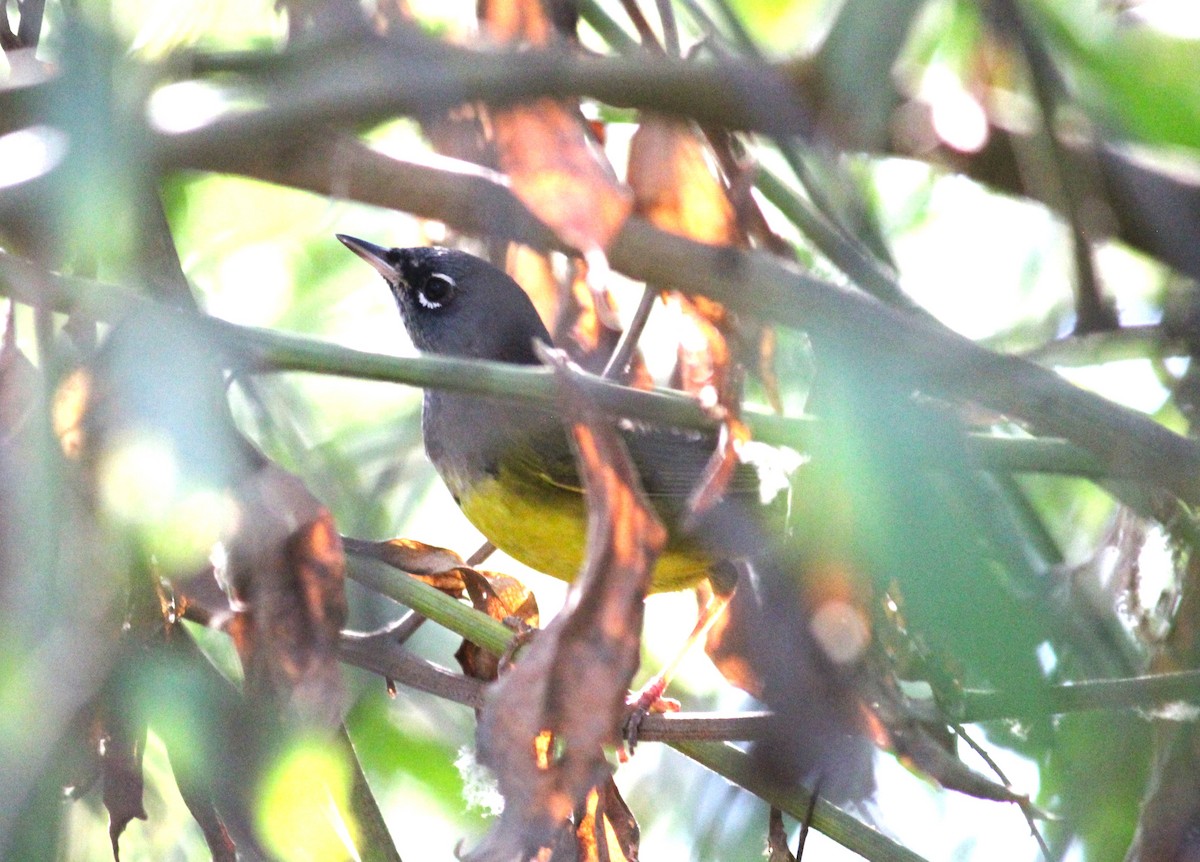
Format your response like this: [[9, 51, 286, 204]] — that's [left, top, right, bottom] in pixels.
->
[[4, 0, 1200, 859]]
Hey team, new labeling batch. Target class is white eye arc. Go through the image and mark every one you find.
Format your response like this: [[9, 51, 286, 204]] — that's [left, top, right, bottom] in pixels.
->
[[417, 272, 455, 309]]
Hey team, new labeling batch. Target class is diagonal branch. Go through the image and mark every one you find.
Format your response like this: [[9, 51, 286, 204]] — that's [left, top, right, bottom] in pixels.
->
[[0, 248, 1183, 486], [140, 127, 1200, 499], [0, 247, 1173, 486]]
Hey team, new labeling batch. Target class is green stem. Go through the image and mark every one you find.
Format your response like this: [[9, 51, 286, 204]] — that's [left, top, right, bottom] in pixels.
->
[[346, 557, 514, 657], [670, 741, 928, 862], [0, 251, 1151, 482]]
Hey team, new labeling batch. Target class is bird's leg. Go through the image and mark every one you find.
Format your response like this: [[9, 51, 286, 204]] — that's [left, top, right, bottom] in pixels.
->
[[623, 586, 732, 753], [466, 540, 496, 567]]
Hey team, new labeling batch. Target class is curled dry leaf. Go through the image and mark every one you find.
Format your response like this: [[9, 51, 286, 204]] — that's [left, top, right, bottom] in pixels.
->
[[83, 309, 350, 727], [506, 246, 606, 372], [105, 581, 183, 861], [703, 534, 875, 804], [571, 777, 638, 862], [463, 348, 665, 861], [342, 536, 467, 593], [627, 116, 741, 248], [101, 716, 148, 861], [480, 0, 631, 257], [686, 416, 752, 520], [227, 465, 348, 727], [629, 117, 749, 505], [507, 244, 564, 338], [491, 99, 633, 257], [478, 0, 559, 46], [457, 568, 540, 682]]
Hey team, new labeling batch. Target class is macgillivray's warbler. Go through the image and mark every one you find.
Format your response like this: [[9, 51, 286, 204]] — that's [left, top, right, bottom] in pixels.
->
[[337, 235, 778, 591], [337, 236, 885, 800]]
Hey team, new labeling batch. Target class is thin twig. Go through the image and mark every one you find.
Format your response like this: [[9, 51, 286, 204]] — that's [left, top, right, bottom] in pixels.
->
[[795, 776, 822, 859], [991, 0, 1115, 336], [616, 0, 660, 49], [672, 741, 929, 862], [337, 633, 485, 709], [163, 35, 815, 152], [1017, 324, 1180, 368], [601, 283, 657, 380], [339, 536, 1200, 724], [952, 723, 1050, 861], [466, 541, 497, 568], [341, 610, 426, 646], [654, 0, 680, 57]]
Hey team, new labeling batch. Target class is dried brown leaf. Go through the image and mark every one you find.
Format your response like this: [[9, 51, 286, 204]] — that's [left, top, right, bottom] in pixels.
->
[[478, 0, 558, 45], [102, 719, 148, 861], [686, 416, 751, 519], [506, 246, 647, 379], [507, 243, 564, 336], [628, 117, 744, 426], [227, 465, 348, 726], [343, 536, 466, 593], [560, 262, 614, 372], [463, 349, 666, 861], [704, 575, 766, 699], [457, 568, 540, 682], [480, 0, 630, 252], [670, 296, 734, 405], [570, 778, 638, 862], [628, 117, 740, 248], [490, 99, 633, 256], [731, 546, 875, 804]]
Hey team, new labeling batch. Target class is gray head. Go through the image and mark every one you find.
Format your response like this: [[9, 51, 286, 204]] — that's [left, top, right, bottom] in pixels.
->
[[337, 236, 551, 365]]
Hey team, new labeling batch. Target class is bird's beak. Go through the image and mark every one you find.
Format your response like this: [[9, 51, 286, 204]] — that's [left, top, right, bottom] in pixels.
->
[[337, 234, 397, 281]]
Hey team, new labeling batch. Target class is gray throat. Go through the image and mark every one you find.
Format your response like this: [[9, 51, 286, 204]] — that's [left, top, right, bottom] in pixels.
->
[[421, 389, 559, 503]]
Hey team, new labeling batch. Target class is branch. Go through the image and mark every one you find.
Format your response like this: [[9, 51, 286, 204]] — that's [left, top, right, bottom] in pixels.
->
[[152, 30, 1200, 284], [152, 120, 1200, 501], [0, 249, 1156, 482], [672, 741, 929, 862], [339, 630, 777, 746], [960, 669, 1200, 724], [7, 29, 1198, 280], [162, 31, 813, 159], [1017, 324, 1182, 368], [339, 542, 1200, 727]]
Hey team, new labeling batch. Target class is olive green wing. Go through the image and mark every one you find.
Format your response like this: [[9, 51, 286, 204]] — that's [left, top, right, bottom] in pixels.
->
[[502, 420, 770, 526]]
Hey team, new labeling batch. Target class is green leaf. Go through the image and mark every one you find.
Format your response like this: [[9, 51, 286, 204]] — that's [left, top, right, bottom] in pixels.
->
[[1032, 3, 1200, 153]]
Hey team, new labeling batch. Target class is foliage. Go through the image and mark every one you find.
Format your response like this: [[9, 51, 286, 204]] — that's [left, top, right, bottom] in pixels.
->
[[3, 0, 1200, 860]]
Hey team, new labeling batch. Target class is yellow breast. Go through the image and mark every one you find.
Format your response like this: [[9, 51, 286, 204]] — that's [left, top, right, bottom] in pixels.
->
[[457, 469, 713, 592]]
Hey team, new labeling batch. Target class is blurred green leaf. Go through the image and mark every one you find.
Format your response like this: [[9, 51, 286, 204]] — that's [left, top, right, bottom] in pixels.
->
[[1032, 2, 1200, 153], [1038, 712, 1149, 860], [345, 691, 482, 821]]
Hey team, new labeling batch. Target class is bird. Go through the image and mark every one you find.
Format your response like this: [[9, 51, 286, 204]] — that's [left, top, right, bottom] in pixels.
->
[[335, 235, 777, 592], [337, 236, 892, 804]]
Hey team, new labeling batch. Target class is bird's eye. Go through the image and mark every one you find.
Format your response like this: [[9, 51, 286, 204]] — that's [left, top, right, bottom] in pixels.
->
[[417, 273, 456, 309]]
